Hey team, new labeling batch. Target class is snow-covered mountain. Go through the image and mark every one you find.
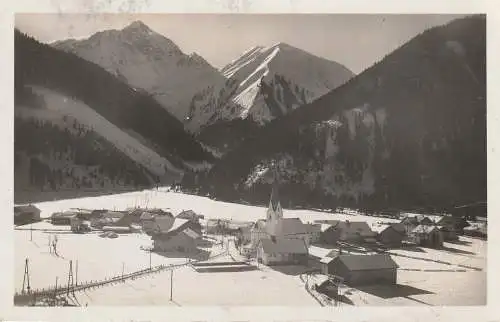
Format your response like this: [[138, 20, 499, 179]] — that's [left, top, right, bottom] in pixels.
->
[[53, 21, 227, 122], [186, 42, 354, 132], [53, 21, 353, 135]]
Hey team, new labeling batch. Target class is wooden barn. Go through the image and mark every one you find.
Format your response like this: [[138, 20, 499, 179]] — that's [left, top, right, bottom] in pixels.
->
[[151, 218, 202, 253], [257, 237, 308, 266], [410, 225, 444, 248], [14, 204, 41, 226], [320, 254, 398, 286], [319, 221, 376, 244], [400, 214, 436, 234], [371, 223, 406, 246], [176, 210, 201, 223], [436, 215, 470, 235], [51, 211, 76, 225]]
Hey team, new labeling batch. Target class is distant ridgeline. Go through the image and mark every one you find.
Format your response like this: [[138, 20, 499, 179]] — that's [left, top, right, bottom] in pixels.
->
[[199, 15, 486, 213]]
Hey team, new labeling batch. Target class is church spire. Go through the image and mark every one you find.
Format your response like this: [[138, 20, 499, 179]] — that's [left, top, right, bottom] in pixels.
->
[[266, 165, 283, 222]]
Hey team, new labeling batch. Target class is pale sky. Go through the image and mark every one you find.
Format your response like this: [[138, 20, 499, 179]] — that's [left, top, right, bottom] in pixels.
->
[[15, 14, 466, 74]]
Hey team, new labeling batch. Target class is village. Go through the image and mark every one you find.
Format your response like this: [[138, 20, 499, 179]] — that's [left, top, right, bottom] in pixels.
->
[[14, 173, 487, 307]]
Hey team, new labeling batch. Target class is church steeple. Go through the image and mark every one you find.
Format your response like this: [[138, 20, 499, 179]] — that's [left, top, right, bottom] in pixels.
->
[[266, 166, 283, 222]]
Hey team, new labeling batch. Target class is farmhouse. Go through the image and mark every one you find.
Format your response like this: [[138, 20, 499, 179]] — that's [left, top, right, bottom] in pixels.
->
[[14, 204, 41, 226], [410, 225, 444, 248], [151, 218, 202, 253], [141, 210, 175, 234], [176, 210, 200, 222], [90, 211, 135, 229], [436, 215, 470, 235], [463, 222, 487, 238], [70, 216, 91, 233], [319, 221, 376, 244], [400, 214, 436, 234], [320, 254, 398, 286], [371, 223, 406, 246], [256, 237, 308, 266], [51, 211, 76, 225], [308, 245, 340, 269], [205, 219, 228, 235]]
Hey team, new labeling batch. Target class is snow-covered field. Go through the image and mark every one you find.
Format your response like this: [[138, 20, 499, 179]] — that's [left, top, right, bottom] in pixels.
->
[[27, 188, 398, 226], [15, 224, 189, 293], [15, 189, 487, 306], [342, 236, 486, 306]]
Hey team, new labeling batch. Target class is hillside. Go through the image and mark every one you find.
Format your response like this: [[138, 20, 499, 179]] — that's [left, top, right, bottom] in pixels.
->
[[16, 29, 213, 166], [199, 15, 486, 212]]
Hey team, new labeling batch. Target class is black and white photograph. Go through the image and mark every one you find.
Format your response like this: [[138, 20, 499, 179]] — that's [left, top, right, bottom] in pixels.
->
[[11, 10, 487, 309]]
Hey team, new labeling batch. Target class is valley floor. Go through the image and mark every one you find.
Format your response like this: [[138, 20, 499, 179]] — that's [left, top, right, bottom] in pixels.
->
[[14, 188, 487, 306]]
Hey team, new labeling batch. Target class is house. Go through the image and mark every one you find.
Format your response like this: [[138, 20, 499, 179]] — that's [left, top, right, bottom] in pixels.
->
[[176, 210, 201, 223], [205, 219, 229, 235], [151, 218, 202, 253], [319, 223, 341, 244], [308, 245, 339, 269], [14, 205, 41, 226], [410, 225, 444, 248], [51, 211, 76, 225], [320, 254, 398, 285], [250, 219, 268, 247], [371, 223, 406, 246], [400, 214, 436, 234], [70, 216, 91, 233], [90, 211, 134, 229], [271, 218, 319, 245], [256, 237, 308, 266], [319, 221, 376, 244], [176, 210, 203, 234], [463, 222, 487, 238], [140, 210, 175, 234], [436, 215, 470, 235], [438, 226, 459, 241]]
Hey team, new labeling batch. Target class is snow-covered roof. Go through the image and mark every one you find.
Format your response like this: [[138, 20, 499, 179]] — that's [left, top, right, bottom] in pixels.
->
[[320, 256, 335, 264], [259, 237, 308, 255], [308, 245, 338, 259], [279, 218, 307, 235], [337, 254, 398, 271], [412, 225, 440, 234], [140, 212, 155, 220], [177, 210, 197, 219]]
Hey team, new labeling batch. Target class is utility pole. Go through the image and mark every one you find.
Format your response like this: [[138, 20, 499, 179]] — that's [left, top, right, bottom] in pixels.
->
[[54, 276, 58, 303], [170, 269, 173, 301], [75, 260, 79, 286], [22, 258, 31, 294], [30, 223, 33, 241], [149, 249, 152, 270], [122, 262, 125, 279], [67, 260, 74, 296]]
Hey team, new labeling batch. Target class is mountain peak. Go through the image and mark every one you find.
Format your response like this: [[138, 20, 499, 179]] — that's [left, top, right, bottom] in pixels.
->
[[123, 20, 153, 34], [269, 42, 296, 51]]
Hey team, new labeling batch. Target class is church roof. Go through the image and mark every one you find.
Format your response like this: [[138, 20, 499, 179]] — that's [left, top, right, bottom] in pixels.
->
[[259, 237, 308, 255]]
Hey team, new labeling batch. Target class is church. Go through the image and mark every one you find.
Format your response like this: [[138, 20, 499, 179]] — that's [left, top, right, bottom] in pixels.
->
[[246, 169, 320, 265]]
